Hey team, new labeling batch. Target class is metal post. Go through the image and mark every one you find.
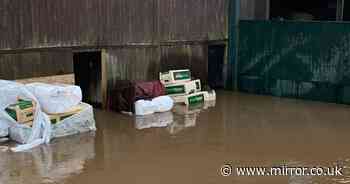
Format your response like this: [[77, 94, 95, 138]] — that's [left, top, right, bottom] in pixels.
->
[[228, 0, 240, 90]]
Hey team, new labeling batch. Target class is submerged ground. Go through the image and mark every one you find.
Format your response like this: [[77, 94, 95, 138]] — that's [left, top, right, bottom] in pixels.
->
[[1, 91, 350, 184]]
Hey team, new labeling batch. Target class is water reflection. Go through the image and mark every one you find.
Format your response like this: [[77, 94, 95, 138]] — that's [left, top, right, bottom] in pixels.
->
[[4, 91, 350, 184], [134, 112, 174, 130], [0, 133, 95, 184], [134, 101, 216, 135]]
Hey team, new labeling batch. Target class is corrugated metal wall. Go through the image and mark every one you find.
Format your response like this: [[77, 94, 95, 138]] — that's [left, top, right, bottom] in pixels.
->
[[238, 20, 350, 104], [0, 50, 73, 80]]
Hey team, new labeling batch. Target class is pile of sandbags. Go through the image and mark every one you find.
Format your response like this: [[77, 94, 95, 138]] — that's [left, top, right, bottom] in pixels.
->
[[160, 69, 216, 106], [0, 80, 96, 152]]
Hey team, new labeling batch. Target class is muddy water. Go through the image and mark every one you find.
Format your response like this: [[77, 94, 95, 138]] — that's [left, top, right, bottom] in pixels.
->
[[1, 91, 350, 184]]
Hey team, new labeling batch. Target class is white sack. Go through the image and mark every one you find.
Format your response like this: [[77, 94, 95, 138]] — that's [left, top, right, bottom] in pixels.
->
[[26, 83, 82, 114], [134, 100, 157, 116], [152, 96, 174, 113]]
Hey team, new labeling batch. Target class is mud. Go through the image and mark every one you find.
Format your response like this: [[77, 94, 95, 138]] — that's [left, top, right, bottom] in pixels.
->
[[1, 91, 350, 184]]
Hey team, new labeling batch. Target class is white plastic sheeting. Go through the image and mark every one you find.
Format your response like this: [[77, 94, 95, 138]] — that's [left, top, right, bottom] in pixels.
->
[[0, 80, 52, 152], [10, 103, 96, 145], [26, 83, 82, 114], [0, 80, 96, 152]]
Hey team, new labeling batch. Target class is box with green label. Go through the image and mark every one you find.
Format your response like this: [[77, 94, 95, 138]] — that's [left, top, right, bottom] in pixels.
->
[[172, 90, 216, 106], [165, 80, 201, 96], [5, 99, 36, 123], [160, 69, 191, 84]]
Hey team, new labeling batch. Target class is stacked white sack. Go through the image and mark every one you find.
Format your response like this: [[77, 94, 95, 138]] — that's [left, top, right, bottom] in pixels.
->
[[134, 96, 174, 116], [26, 83, 82, 114]]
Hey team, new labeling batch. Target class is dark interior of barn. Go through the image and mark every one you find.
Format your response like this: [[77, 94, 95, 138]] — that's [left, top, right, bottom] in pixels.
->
[[270, 0, 338, 21]]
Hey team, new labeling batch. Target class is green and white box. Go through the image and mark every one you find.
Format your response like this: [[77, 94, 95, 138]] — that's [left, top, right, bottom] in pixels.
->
[[172, 91, 207, 105], [165, 80, 201, 96], [172, 90, 216, 106], [160, 69, 191, 84]]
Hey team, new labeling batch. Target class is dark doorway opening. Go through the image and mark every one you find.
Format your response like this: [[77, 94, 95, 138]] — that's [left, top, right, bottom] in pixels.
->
[[73, 51, 102, 108], [208, 45, 225, 89], [344, 1, 350, 21], [270, 0, 337, 21]]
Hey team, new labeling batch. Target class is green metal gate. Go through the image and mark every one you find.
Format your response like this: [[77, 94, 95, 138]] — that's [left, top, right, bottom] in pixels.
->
[[238, 20, 350, 104]]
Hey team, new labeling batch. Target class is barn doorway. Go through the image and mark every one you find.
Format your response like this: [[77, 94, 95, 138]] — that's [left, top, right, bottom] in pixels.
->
[[73, 51, 102, 108], [208, 45, 225, 89]]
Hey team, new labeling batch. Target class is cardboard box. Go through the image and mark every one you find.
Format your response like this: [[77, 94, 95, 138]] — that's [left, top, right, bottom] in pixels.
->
[[5, 99, 36, 123], [165, 80, 200, 96], [160, 69, 191, 84]]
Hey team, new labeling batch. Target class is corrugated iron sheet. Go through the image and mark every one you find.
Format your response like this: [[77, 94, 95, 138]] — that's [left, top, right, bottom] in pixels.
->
[[238, 20, 350, 104]]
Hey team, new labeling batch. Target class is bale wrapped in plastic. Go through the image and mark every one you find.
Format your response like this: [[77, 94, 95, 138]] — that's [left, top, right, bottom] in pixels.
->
[[0, 80, 51, 152], [9, 103, 96, 144], [26, 83, 82, 114]]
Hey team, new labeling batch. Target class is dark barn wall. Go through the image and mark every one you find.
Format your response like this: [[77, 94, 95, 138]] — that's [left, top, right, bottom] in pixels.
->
[[105, 44, 207, 88], [0, 50, 73, 80], [0, 0, 156, 49], [157, 0, 228, 41], [159, 45, 208, 82], [0, 0, 228, 50], [240, 0, 270, 20], [0, 0, 228, 81], [105, 47, 160, 83]]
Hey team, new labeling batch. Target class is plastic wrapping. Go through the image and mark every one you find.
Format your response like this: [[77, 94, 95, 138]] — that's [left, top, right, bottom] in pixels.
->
[[134, 100, 157, 116], [9, 103, 96, 145], [0, 80, 95, 152], [134, 96, 174, 116], [26, 83, 82, 114], [151, 96, 174, 113], [0, 80, 52, 152]]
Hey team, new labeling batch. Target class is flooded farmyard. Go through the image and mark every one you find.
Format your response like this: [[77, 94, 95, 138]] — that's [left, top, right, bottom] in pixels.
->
[[1, 91, 350, 184]]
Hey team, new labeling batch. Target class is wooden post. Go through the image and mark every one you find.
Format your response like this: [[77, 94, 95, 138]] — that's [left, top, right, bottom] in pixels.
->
[[101, 49, 108, 109], [337, 0, 344, 21]]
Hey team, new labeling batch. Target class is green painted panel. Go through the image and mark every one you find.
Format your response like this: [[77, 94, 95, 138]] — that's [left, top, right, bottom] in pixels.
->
[[238, 20, 350, 104]]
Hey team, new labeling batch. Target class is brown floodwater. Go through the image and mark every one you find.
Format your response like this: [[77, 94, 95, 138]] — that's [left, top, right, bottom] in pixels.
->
[[1, 91, 350, 184]]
